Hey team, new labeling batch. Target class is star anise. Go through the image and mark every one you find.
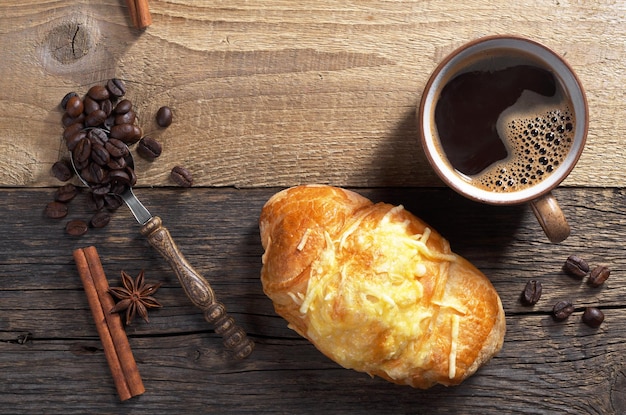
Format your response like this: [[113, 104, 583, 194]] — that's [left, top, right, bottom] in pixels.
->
[[109, 270, 162, 325]]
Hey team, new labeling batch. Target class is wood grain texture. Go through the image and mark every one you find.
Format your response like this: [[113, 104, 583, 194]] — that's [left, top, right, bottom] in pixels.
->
[[0, 0, 624, 187], [2, 186, 626, 413], [2, 0, 626, 412]]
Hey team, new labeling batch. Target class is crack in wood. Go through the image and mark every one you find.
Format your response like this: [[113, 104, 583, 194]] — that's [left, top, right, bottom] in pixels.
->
[[71, 24, 81, 57], [1, 332, 32, 345], [44, 21, 90, 64], [610, 367, 626, 413]]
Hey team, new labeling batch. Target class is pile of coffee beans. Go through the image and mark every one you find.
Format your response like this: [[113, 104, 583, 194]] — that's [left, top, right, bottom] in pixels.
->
[[520, 254, 610, 328], [47, 78, 191, 236]]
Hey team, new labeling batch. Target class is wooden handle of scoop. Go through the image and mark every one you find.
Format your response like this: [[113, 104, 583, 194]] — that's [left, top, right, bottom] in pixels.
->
[[140, 216, 254, 359]]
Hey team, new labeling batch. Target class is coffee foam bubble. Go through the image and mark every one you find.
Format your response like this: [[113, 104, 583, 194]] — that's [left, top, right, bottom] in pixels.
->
[[471, 90, 575, 193]]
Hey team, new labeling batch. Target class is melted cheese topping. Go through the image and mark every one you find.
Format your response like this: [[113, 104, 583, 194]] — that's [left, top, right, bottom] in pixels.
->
[[296, 229, 311, 251], [297, 205, 462, 382]]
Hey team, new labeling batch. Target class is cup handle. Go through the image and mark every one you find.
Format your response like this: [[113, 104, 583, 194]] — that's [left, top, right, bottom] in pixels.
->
[[529, 192, 570, 243]]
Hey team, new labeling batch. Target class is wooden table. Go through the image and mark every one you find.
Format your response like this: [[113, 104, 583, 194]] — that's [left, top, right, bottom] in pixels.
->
[[1, 1, 625, 413]]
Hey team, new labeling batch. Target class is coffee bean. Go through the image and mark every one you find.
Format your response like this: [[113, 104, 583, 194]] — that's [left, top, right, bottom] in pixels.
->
[[61, 92, 79, 110], [100, 99, 113, 117], [110, 123, 137, 143], [126, 166, 137, 186], [115, 109, 136, 125], [582, 307, 604, 328], [44, 201, 69, 219], [104, 114, 116, 129], [63, 122, 84, 141], [73, 137, 92, 164], [105, 138, 129, 158], [51, 160, 73, 182], [65, 96, 84, 118], [74, 156, 89, 171], [171, 165, 193, 187], [54, 183, 79, 202], [85, 109, 107, 127], [66, 130, 87, 152], [110, 180, 127, 195], [109, 170, 132, 190], [156, 106, 173, 127], [588, 265, 610, 287], [563, 255, 589, 278], [521, 280, 542, 305], [137, 136, 162, 160], [92, 182, 112, 196], [114, 99, 133, 114], [108, 125, 140, 145], [91, 143, 111, 166], [87, 85, 110, 101], [83, 96, 101, 115], [87, 128, 109, 146], [107, 156, 127, 170], [87, 193, 105, 211], [106, 78, 126, 98], [65, 219, 88, 236], [552, 300, 574, 321], [110, 167, 136, 188], [62, 111, 85, 127], [104, 194, 124, 210], [130, 125, 143, 144], [80, 165, 95, 184], [88, 162, 108, 184], [90, 211, 111, 228]]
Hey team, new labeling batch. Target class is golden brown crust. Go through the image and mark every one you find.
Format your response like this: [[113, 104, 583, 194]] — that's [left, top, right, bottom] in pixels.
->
[[260, 185, 505, 389]]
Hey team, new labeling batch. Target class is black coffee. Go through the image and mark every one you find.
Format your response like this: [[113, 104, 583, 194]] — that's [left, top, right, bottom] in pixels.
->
[[434, 52, 575, 192]]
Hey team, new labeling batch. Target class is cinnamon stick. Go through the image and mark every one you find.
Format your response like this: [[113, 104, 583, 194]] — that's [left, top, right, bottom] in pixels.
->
[[74, 248, 131, 401], [126, 0, 152, 29], [84, 246, 145, 397], [126, 0, 138, 28], [74, 246, 145, 401]]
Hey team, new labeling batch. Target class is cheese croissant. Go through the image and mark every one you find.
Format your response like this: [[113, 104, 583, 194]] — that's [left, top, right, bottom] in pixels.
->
[[259, 185, 505, 389]]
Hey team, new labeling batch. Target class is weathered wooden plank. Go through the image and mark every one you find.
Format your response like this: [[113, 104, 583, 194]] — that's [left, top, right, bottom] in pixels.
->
[[4, 186, 626, 307], [0, 0, 624, 187], [1, 187, 626, 413], [1, 313, 625, 414]]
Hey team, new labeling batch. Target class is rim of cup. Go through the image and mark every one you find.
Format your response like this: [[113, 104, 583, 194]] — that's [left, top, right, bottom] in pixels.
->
[[418, 35, 588, 205]]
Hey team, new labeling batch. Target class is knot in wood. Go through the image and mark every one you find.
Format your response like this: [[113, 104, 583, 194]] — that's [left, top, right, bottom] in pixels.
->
[[611, 368, 626, 412], [45, 21, 92, 64]]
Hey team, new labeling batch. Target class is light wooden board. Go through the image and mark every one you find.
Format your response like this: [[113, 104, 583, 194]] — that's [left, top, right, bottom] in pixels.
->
[[0, 0, 624, 187]]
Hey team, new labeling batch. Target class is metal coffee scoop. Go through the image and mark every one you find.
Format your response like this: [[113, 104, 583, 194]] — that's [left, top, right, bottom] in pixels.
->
[[70, 143, 254, 359]]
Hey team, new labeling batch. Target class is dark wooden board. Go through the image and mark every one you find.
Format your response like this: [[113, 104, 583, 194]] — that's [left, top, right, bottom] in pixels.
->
[[1, 186, 626, 414]]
